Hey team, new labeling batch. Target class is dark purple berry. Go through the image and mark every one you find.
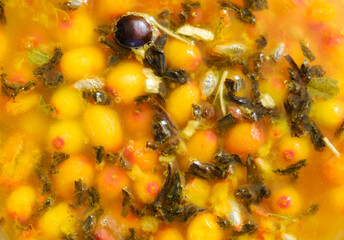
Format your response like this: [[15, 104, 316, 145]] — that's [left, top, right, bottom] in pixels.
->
[[114, 15, 153, 48]]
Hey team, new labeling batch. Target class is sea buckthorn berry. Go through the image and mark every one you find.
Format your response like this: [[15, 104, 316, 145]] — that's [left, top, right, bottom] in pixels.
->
[[105, 60, 145, 104], [20, 112, 48, 139], [6, 186, 36, 223], [166, 83, 201, 126], [53, 155, 95, 199], [186, 129, 218, 163], [209, 182, 232, 215], [184, 178, 211, 207], [115, 14, 153, 48], [164, 38, 202, 72], [0, 30, 7, 62], [123, 103, 154, 137], [58, 11, 96, 49], [50, 86, 84, 119], [123, 139, 159, 172], [270, 186, 301, 216], [6, 93, 40, 116], [306, 0, 335, 22], [259, 76, 287, 108], [310, 99, 344, 130], [38, 203, 77, 239], [47, 120, 86, 154], [323, 156, 344, 185], [133, 172, 162, 203], [329, 186, 344, 214], [224, 122, 264, 156], [96, 165, 130, 203], [187, 212, 223, 240], [83, 105, 123, 152], [95, 0, 135, 19], [60, 46, 106, 82], [155, 227, 183, 240], [278, 134, 311, 163]]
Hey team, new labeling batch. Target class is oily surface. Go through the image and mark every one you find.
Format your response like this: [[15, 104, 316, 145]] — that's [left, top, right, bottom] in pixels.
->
[[0, 0, 344, 239]]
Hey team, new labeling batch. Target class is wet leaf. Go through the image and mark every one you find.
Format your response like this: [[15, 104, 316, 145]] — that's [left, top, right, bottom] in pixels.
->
[[28, 48, 50, 66], [93, 146, 105, 164], [121, 188, 134, 217], [300, 40, 315, 62], [307, 77, 339, 100], [243, 0, 268, 10]]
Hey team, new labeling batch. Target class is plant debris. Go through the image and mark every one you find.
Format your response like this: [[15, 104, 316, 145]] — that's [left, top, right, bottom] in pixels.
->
[[33, 48, 63, 77], [219, 1, 256, 25], [273, 159, 307, 180], [50, 152, 70, 174], [300, 40, 315, 62], [234, 182, 270, 205], [179, 1, 201, 23], [93, 146, 105, 164], [256, 35, 268, 50], [306, 77, 339, 100], [0, 1, 6, 25], [75, 179, 86, 207], [121, 188, 134, 217], [28, 48, 50, 66], [38, 96, 56, 115], [1, 73, 36, 99], [243, 0, 268, 11]]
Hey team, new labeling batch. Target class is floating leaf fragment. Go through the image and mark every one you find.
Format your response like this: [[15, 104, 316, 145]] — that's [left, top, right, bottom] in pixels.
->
[[307, 77, 339, 100]]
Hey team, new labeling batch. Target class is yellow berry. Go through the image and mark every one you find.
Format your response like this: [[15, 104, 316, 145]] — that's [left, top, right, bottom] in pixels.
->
[[50, 86, 84, 119], [96, 165, 130, 203], [184, 178, 211, 207], [224, 122, 264, 157], [54, 155, 95, 199], [0, 30, 7, 63], [133, 172, 162, 204], [58, 10, 96, 49], [7, 186, 36, 223], [270, 186, 301, 217], [187, 212, 223, 240], [156, 227, 184, 240], [323, 156, 344, 185], [5, 93, 40, 116], [47, 120, 86, 154], [60, 46, 106, 82], [106, 60, 145, 104], [186, 130, 218, 163], [83, 105, 123, 152], [278, 134, 312, 164], [166, 83, 201, 126], [164, 39, 202, 72], [95, 0, 135, 19], [310, 99, 344, 130], [306, 0, 335, 22], [38, 203, 77, 239], [328, 186, 344, 214]]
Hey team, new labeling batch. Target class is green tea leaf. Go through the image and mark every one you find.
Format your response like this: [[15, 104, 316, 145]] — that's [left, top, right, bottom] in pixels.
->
[[38, 96, 56, 115], [307, 77, 339, 100], [28, 48, 50, 66]]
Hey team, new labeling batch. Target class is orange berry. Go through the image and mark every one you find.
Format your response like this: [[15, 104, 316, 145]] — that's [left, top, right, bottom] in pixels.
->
[[184, 178, 211, 207], [7, 186, 36, 223], [123, 103, 154, 137], [54, 155, 95, 199], [97, 166, 130, 202], [156, 227, 184, 240], [187, 212, 223, 240], [164, 39, 202, 72], [106, 60, 145, 104], [186, 129, 218, 163], [323, 156, 344, 185], [83, 105, 123, 152], [224, 122, 263, 156], [166, 83, 201, 126], [134, 173, 162, 203], [278, 135, 312, 164], [270, 186, 301, 217], [124, 139, 159, 172]]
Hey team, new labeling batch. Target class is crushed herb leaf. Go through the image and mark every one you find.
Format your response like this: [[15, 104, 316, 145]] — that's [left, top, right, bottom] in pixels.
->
[[182, 204, 206, 222], [33, 48, 63, 77], [335, 121, 344, 137], [300, 203, 319, 217], [217, 216, 230, 229], [179, 1, 201, 23], [243, 0, 268, 10], [93, 146, 105, 164], [187, 161, 224, 180], [82, 214, 96, 236], [82, 90, 113, 105], [304, 122, 326, 151], [50, 152, 70, 174], [0, 1, 5, 25], [35, 157, 52, 194], [273, 159, 307, 180], [42, 72, 64, 88], [234, 182, 270, 205], [75, 179, 86, 207], [219, 1, 256, 25], [87, 187, 101, 208], [28, 48, 50, 66], [38, 96, 56, 115], [1, 73, 36, 99], [217, 113, 237, 132], [256, 35, 268, 50], [152, 164, 183, 222], [300, 40, 316, 62], [246, 154, 263, 183], [307, 77, 339, 100], [234, 221, 258, 235], [121, 188, 134, 217]]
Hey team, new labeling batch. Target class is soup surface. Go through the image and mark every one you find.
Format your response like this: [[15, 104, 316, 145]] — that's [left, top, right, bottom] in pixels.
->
[[0, 0, 344, 239]]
